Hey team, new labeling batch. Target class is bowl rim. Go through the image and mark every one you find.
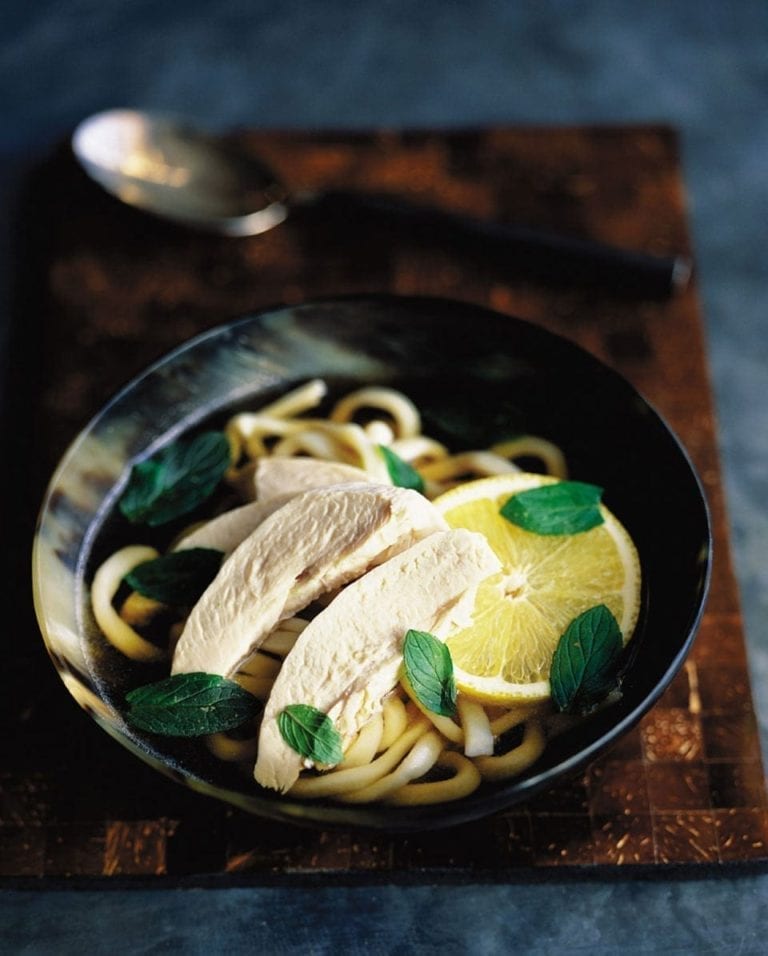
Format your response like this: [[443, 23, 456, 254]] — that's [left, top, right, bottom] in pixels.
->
[[32, 292, 713, 831]]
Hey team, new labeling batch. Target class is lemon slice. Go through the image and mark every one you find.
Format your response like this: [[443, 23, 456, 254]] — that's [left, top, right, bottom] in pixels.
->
[[432, 473, 641, 705]]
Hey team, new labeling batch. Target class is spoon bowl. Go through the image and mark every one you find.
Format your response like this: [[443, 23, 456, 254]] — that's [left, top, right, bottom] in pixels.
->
[[73, 109, 289, 236]]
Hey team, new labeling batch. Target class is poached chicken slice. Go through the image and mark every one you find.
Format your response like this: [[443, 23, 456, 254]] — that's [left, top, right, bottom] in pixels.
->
[[177, 459, 377, 557], [171, 482, 446, 677], [173, 498, 289, 557], [229, 457, 376, 503], [254, 457, 375, 502], [254, 528, 500, 793]]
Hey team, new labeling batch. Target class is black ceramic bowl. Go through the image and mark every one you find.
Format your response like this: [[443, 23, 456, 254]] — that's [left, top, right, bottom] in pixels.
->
[[32, 295, 711, 830]]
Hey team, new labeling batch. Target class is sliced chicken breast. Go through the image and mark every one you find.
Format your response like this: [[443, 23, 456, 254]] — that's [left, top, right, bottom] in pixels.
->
[[255, 457, 376, 502], [173, 498, 289, 557], [254, 528, 501, 793], [176, 459, 376, 556], [171, 483, 446, 677]]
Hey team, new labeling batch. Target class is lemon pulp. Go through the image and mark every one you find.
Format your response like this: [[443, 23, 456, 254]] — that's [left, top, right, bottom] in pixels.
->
[[432, 473, 641, 704]]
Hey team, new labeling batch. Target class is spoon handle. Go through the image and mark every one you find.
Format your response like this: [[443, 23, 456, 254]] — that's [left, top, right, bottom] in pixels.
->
[[310, 190, 691, 298]]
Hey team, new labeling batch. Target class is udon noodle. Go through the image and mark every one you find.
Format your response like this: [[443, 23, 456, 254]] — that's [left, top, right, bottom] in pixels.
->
[[92, 380, 568, 805]]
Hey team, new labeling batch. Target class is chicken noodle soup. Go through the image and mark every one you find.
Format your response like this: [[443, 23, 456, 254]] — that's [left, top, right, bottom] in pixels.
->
[[91, 380, 640, 805]]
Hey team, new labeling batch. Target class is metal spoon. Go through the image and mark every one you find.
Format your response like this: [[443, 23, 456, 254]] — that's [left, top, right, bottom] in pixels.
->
[[72, 109, 691, 296]]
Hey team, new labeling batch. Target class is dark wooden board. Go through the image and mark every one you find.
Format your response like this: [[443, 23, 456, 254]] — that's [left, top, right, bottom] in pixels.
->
[[2, 125, 764, 881]]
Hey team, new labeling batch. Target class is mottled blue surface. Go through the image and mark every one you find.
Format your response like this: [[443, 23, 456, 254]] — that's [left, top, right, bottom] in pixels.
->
[[3, 879, 768, 954], [2, 0, 767, 951]]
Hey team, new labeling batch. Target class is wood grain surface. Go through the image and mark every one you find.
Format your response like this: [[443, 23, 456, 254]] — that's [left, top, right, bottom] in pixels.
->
[[2, 125, 764, 882]]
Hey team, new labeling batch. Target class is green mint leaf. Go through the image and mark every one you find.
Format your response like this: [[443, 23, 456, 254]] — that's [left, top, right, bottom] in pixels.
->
[[402, 629, 457, 718], [378, 444, 425, 493], [119, 431, 231, 527], [550, 605, 624, 714], [125, 673, 260, 736], [123, 548, 224, 605], [500, 480, 604, 535], [278, 704, 343, 765]]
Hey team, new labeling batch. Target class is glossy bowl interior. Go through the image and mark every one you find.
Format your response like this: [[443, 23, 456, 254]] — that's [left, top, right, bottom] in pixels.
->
[[32, 295, 711, 830]]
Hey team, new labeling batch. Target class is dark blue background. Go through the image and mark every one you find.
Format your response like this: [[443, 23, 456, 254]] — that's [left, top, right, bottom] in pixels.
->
[[2, 2, 767, 951]]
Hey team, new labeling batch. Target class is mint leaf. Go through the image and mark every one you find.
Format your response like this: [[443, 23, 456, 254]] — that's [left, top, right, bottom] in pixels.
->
[[550, 605, 624, 714], [378, 445, 425, 493], [123, 548, 224, 605], [278, 704, 343, 765], [402, 629, 457, 717], [119, 431, 231, 526], [125, 673, 260, 736], [500, 480, 604, 535]]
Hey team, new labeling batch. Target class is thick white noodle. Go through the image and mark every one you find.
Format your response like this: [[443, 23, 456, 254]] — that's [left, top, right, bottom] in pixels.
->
[[458, 698, 495, 757], [330, 386, 421, 438], [389, 436, 449, 465], [288, 720, 430, 799], [337, 730, 443, 803], [340, 714, 384, 768], [401, 674, 463, 744], [379, 697, 409, 750], [91, 546, 165, 661], [227, 415, 316, 459], [270, 429, 342, 460], [119, 591, 164, 627], [489, 708, 536, 736], [491, 437, 568, 478], [363, 420, 395, 445], [237, 653, 281, 679], [260, 618, 307, 657], [474, 721, 546, 781], [384, 751, 482, 805], [420, 451, 520, 482], [255, 379, 327, 419]]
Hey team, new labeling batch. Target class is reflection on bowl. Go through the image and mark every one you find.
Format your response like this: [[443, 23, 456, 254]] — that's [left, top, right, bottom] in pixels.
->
[[32, 295, 711, 830]]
